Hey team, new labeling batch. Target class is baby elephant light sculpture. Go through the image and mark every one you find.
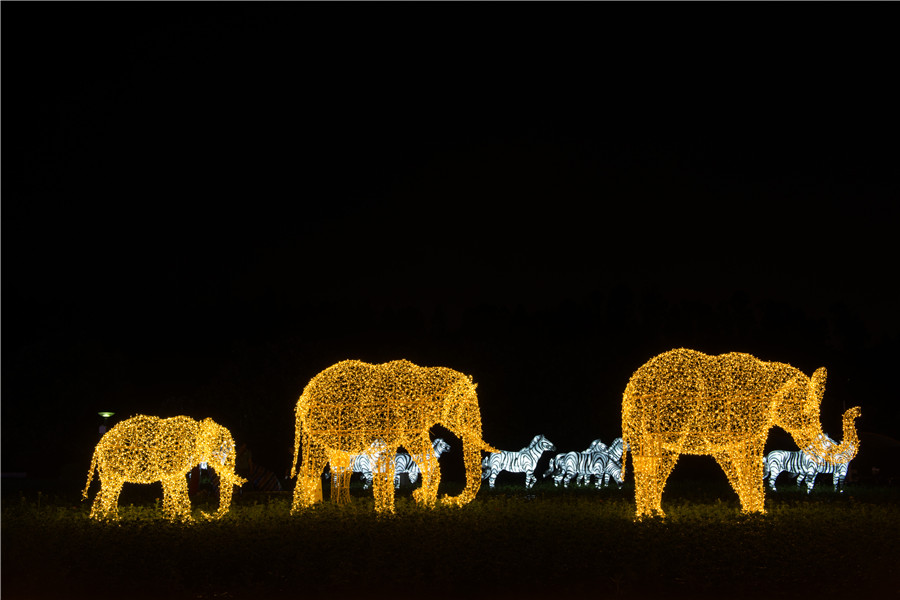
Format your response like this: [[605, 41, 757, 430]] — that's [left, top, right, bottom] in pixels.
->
[[83, 415, 246, 521], [622, 348, 861, 518], [482, 434, 556, 489], [291, 359, 497, 514], [765, 433, 857, 493]]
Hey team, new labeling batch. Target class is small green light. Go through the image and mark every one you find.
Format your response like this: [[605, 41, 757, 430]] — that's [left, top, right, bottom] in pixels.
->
[[98, 412, 115, 419]]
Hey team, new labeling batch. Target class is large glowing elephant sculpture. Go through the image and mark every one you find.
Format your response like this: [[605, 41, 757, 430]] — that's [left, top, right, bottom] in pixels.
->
[[290, 359, 498, 514], [83, 414, 246, 521], [621, 348, 861, 518]]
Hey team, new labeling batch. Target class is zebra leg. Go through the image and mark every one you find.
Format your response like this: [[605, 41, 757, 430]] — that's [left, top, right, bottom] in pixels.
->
[[526, 469, 535, 489], [489, 470, 498, 489], [767, 469, 779, 492]]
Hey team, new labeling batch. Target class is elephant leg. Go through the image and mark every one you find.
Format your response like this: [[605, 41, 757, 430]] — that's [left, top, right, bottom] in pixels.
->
[[332, 468, 352, 506], [409, 437, 439, 507], [647, 450, 678, 516], [715, 450, 765, 513], [735, 450, 766, 512], [292, 442, 328, 514], [92, 473, 124, 520], [161, 474, 192, 521], [371, 452, 397, 515], [631, 436, 672, 518]]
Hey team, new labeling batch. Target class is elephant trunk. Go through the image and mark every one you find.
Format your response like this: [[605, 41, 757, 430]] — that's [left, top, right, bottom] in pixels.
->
[[202, 463, 245, 520], [290, 395, 308, 479], [794, 369, 861, 465], [818, 406, 862, 464], [440, 389, 498, 507]]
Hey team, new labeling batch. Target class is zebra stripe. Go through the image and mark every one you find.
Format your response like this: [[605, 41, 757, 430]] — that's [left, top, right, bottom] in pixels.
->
[[391, 438, 452, 489], [482, 434, 556, 489], [765, 439, 855, 493]]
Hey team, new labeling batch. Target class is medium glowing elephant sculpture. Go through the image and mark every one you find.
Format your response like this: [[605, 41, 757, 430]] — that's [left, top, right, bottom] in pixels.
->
[[622, 348, 861, 518], [290, 359, 498, 514], [83, 415, 246, 521]]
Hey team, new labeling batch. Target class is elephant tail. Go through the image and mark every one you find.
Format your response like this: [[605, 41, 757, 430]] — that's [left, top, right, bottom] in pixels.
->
[[481, 440, 500, 454], [83, 445, 100, 500], [291, 396, 308, 480], [290, 427, 302, 480]]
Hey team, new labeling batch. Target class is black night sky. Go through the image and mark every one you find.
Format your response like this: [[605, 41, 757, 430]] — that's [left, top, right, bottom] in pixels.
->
[[4, 5, 899, 485]]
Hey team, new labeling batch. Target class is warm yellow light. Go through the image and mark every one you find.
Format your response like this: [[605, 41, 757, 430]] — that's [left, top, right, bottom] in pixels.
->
[[290, 359, 498, 515], [621, 348, 861, 518], [83, 415, 246, 521]]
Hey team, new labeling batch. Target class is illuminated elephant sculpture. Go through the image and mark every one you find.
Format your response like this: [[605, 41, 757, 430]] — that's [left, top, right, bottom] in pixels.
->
[[622, 348, 861, 518], [83, 414, 246, 521], [290, 359, 498, 514]]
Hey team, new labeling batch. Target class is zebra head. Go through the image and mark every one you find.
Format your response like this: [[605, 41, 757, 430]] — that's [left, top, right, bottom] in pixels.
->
[[433, 438, 451, 457], [585, 438, 608, 453], [608, 437, 624, 460], [534, 435, 556, 453]]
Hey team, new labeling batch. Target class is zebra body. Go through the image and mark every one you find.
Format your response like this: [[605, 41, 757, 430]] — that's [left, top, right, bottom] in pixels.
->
[[388, 438, 452, 489], [543, 438, 626, 488], [552, 450, 609, 488], [595, 438, 625, 488], [482, 434, 556, 489], [765, 440, 855, 493]]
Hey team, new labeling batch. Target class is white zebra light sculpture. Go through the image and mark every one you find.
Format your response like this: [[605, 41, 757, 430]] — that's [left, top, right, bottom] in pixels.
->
[[326, 440, 388, 498], [765, 435, 857, 493], [545, 438, 625, 488], [482, 434, 556, 489], [390, 438, 452, 489], [348, 438, 453, 490], [546, 449, 609, 488]]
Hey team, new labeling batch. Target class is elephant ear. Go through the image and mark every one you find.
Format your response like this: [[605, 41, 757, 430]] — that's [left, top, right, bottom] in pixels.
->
[[808, 367, 827, 405]]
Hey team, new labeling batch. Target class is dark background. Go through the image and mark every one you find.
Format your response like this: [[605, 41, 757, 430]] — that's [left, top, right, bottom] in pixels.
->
[[4, 5, 899, 487]]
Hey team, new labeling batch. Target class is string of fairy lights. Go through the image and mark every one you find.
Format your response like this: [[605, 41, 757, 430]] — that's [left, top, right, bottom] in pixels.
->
[[83, 415, 245, 521], [290, 359, 497, 515], [621, 348, 861, 518], [82, 351, 860, 521]]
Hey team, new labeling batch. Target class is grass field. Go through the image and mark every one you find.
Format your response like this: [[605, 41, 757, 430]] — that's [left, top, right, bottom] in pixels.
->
[[3, 478, 899, 600]]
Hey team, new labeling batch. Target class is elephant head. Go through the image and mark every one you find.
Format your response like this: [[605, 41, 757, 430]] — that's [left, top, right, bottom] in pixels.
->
[[774, 368, 861, 467], [83, 415, 246, 521], [195, 417, 246, 519], [290, 359, 498, 514]]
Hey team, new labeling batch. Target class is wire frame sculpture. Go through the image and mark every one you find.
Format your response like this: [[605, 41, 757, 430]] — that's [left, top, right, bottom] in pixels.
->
[[481, 434, 556, 489], [621, 348, 861, 518], [765, 432, 857, 493], [291, 359, 497, 515], [83, 415, 246, 521]]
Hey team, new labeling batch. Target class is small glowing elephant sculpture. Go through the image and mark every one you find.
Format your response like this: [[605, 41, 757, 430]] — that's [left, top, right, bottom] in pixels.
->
[[622, 348, 861, 518], [83, 414, 246, 521], [291, 359, 498, 514]]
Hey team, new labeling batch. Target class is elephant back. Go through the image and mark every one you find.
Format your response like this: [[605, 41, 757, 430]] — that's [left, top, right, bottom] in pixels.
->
[[624, 348, 806, 405], [101, 415, 199, 483], [298, 359, 468, 452]]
